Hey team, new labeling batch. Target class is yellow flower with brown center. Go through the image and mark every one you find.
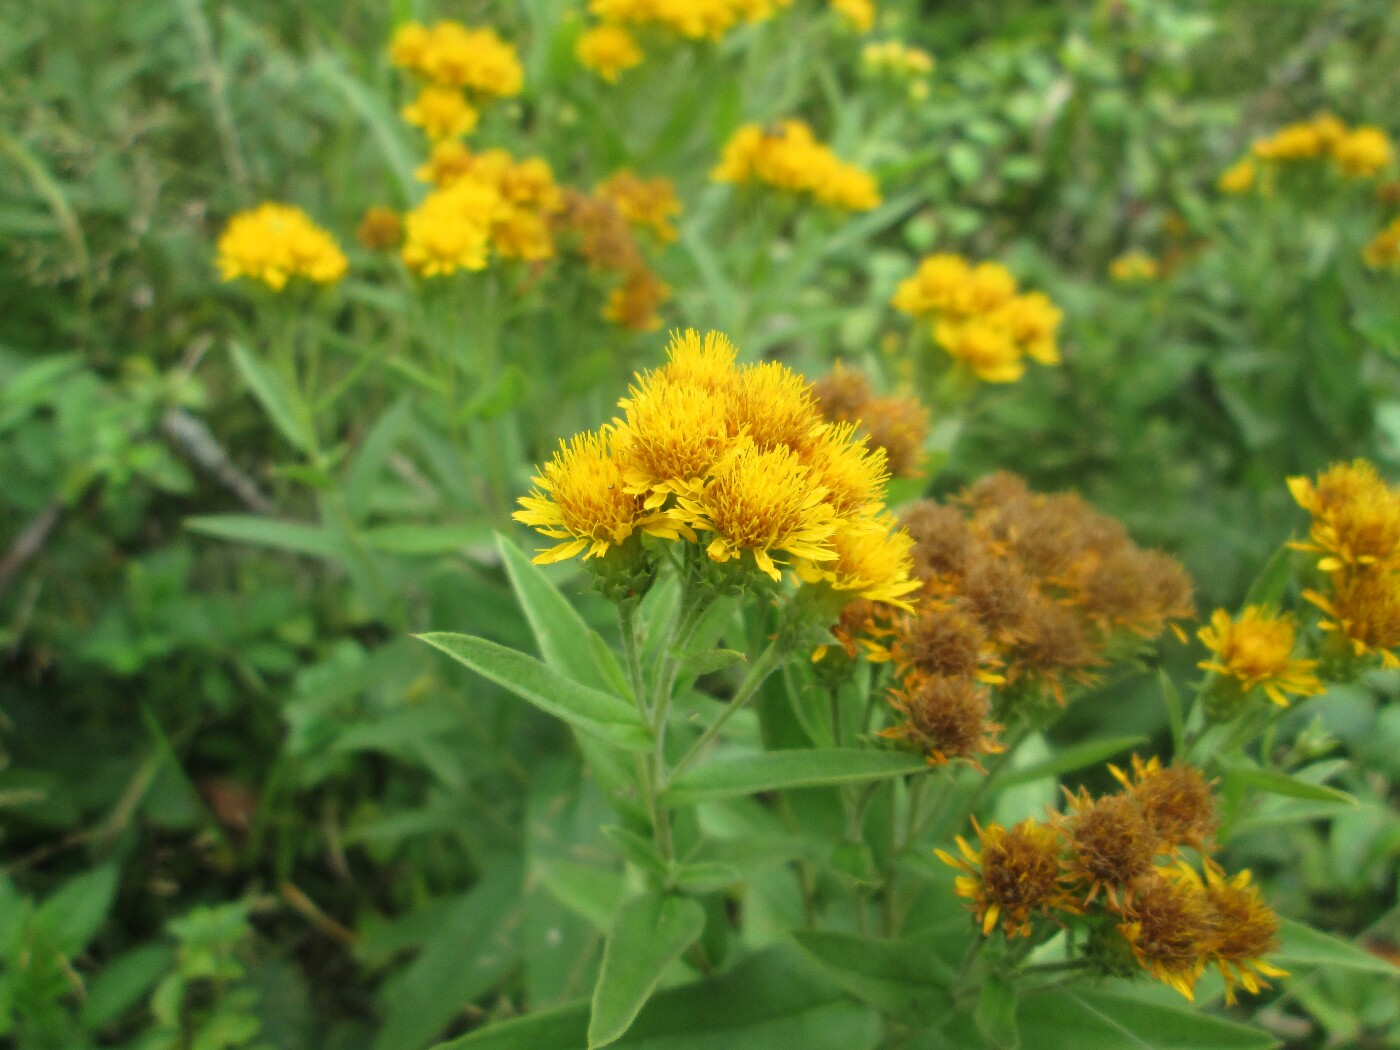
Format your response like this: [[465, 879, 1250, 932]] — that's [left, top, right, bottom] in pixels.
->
[[1056, 790, 1159, 908], [1332, 126, 1393, 178], [576, 24, 644, 83], [882, 675, 1003, 768], [796, 515, 920, 610], [1218, 157, 1256, 194], [401, 85, 479, 140], [1194, 862, 1288, 1004], [1288, 460, 1400, 573], [1306, 570, 1400, 669], [597, 171, 682, 242], [1197, 606, 1324, 707], [216, 203, 348, 290], [936, 819, 1072, 937], [1109, 755, 1217, 852], [1117, 870, 1215, 1001], [513, 428, 693, 564], [677, 438, 838, 580]]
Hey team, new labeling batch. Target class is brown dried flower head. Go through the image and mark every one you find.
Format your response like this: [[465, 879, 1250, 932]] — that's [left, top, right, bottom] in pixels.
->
[[1058, 789, 1160, 906], [881, 674, 1003, 768], [1110, 755, 1217, 851]]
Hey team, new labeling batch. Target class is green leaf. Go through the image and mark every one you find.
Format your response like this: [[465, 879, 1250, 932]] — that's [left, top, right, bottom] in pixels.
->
[[361, 523, 495, 554], [429, 944, 879, 1050], [600, 826, 669, 880], [1015, 987, 1276, 1050], [996, 736, 1147, 788], [497, 534, 626, 696], [588, 891, 706, 1048], [663, 750, 929, 806], [229, 340, 311, 453], [416, 633, 650, 752], [976, 971, 1019, 1050], [186, 514, 344, 561], [791, 929, 955, 1023], [680, 649, 747, 676], [535, 860, 628, 931], [671, 862, 742, 895], [1273, 917, 1399, 976], [34, 863, 119, 955], [81, 944, 174, 1029], [1222, 764, 1357, 806], [1243, 545, 1297, 607], [1159, 671, 1185, 757]]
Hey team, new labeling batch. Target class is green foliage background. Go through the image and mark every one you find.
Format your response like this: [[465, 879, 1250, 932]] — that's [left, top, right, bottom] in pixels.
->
[[2, 1, 1399, 1048]]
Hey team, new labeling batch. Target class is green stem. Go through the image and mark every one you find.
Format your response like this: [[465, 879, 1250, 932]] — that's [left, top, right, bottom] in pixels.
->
[[664, 638, 785, 787]]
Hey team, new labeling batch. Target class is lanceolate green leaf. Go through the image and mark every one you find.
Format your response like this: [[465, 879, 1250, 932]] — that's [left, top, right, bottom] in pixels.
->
[[430, 944, 879, 1050], [229, 340, 312, 452], [663, 750, 929, 805], [588, 891, 706, 1048], [1014, 987, 1276, 1050], [1273, 918, 1400, 976], [791, 929, 955, 1023], [416, 633, 649, 752], [1221, 764, 1357, 806], [186, 514, 344, 561]]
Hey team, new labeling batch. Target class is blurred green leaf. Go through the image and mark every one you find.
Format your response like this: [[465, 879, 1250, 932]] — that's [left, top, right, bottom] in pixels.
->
[[997, 736, 1147, 788], [663, 750, 928, 805], [186, 515, 344, 560], [1273, 918, 1400, 977]]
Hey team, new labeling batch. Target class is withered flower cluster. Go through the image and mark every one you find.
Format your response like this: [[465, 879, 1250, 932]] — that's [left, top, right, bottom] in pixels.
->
[[940, 756, 1283, 1003], [811, 363, 931, 478]]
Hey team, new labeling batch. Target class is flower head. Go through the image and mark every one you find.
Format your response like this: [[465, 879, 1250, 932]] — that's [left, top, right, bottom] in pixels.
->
[[1057, 790, 1159, 907], [1117, 871, 1214, 1001], [798, 515, 920, 609], [1333, 126, 1393, 178], [1307, 571, 1400, 669], [1288, 460, 1400, 573], [1198, 606, 1323, 707], [597, 171, 682, 242], [1110, 755, 1217, 851], [1109, 251, 1160, 283], [514, 428, 692, 564], [937, 819, 1073, 937], [1365, 218, 1400, 269], [882, 674, 1003, 768], [216, 203, 348, 290], [356, 206, 402, 251], [400, 180, 503, 276], [1196, 863, 1287, 1003], [397, 21, 523, 98], [401, 85, 479, 140], [577, 24, 644, 82], [1218, 157, 1256, 194], [712, 120, 880, 211], [603, 268, 671, 330], [830, 0, 875, 33], [933, 318, 1025, 383], [891, 602, 994, 682], [678, 439, 837, 581], [615, 376, 733, 505]]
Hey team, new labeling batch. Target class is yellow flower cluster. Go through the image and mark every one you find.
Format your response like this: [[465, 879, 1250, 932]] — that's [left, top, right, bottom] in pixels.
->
[[390, 21, 523, 141], [892, 254, 1062, 382], [861, 40, 933, 98], [1289, 460, 1400, 668], [712, 120, 881, 211], [939, 759, 1285, 1004], [586, 0, 793, 44], [1364, 217, 1400, 269], [1219, 113, 1394, 192], [515, 329, 916, 607], [830, 0, 876, 32], [1197, 606, 1323, 707], [402, 144, 565, 275], [216, 203, 347, 291], [597, 171, 683, 243], [576, 24, 645, 82], [1109, 250, 1160, 283]]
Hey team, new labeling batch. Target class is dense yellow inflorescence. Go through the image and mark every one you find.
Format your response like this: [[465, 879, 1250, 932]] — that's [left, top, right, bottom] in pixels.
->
[[712, 119, 881, 211], [892, 254, 1063, 382], [216, 203, 348, 291], [515, 329, 915, 609], [1219, 112, 1394, 192]]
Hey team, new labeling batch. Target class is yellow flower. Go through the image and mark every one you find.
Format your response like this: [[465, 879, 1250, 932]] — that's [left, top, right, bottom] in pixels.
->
[[726, 359, 826, 452], [799, 421, 889, 519], [415, 139, 476, 186], [712, 120, 880, 211], [1252, 122, 1326, 162], [678, 438, 838, 581], [651, 328, 741, 393], [891, 253, 973, 317], [830, 0, 875, 33], [400, 180, 504, 276], [933, 318, 1025, 383], [1109, 251, 1160, 283], [1117, 870, 1214, 1001], [597, 171, 682, 242], [602, 268, 671, 331], [1364, 218, 1400, 268], [862, 41, 934, 78], [963, 261, 1018, 315], [1191, 862, 1288, 1004], [401, 85, 479, 141], [796, 514, 920, 609], [1217, 157, 1256, 194], [1332, 126, 1392, 178], [990, 291, 1062, 365], [576, 24, 644, 82], [1197, 606, 1323, 707], [1288, 460, 1400, 573], [415, 22, 523, 98], [388, 22, 431, 69], [614, 375, 734, 506], [513, 428, 693, 564], [936, 819, 1072, 937], [216, 203, 348, 290], [1306, 571, 1400, 669]]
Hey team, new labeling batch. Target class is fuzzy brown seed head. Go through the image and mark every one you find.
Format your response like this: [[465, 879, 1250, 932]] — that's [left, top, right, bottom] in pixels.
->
[[1076, 547, 1194, 635], [1135, 765, 1217, 851], [857, 395, 930, 479], [981, 821, 1067, 917], [1121, 872, 1216, 977], [1013, 596, 1097, 675], [960, 551, 1035, 637], [961, 471, 1033, 517], [811, 363, 874, 422], [883, 674, 1000, 766], [356, 206, 403, 250], [1206, 874, 1279, 964], [1065, 793, 1158, 894], [894, 604, 987, 680], [901, 501, 974, 584], [1009, 493, 1128, 584]]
